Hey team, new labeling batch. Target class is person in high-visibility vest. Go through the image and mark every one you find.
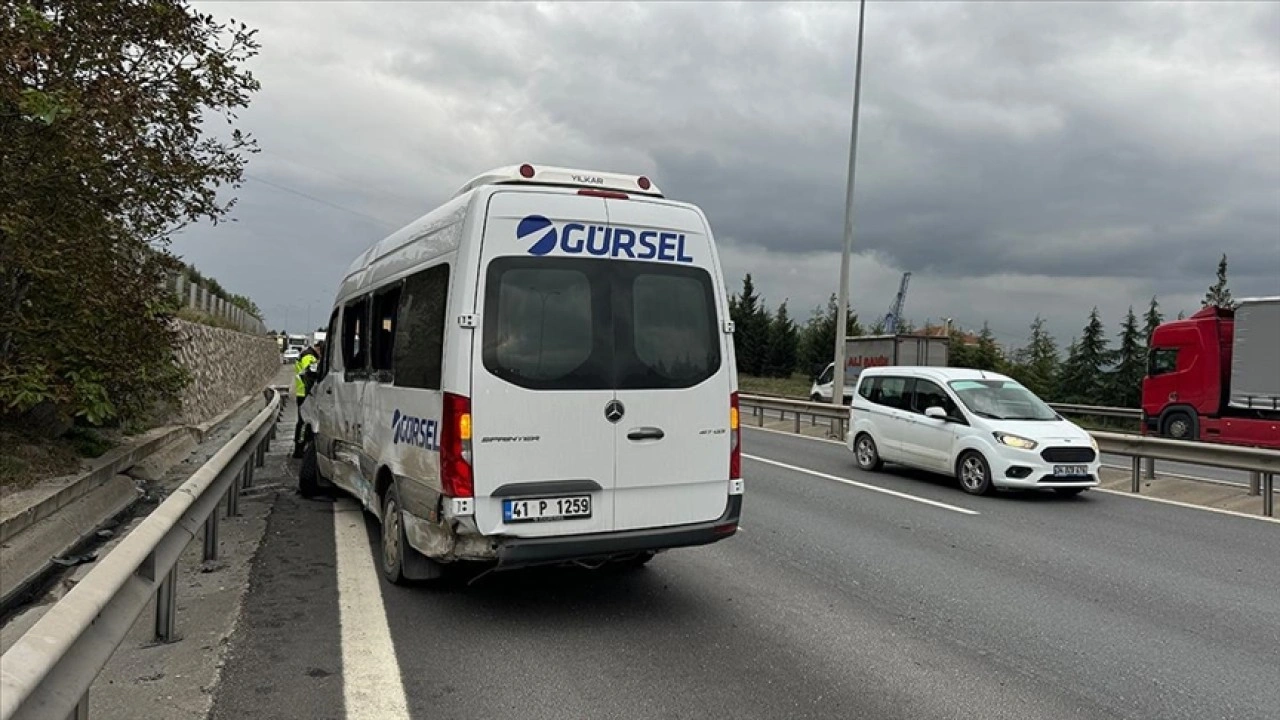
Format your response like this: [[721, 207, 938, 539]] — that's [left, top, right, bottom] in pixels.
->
[[292, 341, 323, 458]]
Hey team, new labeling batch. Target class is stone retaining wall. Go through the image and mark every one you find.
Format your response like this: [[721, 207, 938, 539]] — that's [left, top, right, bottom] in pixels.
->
[[172, 320, 280, 426]]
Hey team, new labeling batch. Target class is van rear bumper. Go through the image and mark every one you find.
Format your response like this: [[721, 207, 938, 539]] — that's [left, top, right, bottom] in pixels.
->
[[494, 495, 743, 570]]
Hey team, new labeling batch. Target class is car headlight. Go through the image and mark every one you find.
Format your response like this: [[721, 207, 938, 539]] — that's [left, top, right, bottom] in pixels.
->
[[1089, 435, 1099, 452], [993, 432, 1038, 450]]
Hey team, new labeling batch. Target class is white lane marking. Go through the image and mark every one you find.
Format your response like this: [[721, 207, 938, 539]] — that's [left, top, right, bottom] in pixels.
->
[[333, 499, 412, 720], [743, 454, 979, 516], [1093, 488, 1280, 525]]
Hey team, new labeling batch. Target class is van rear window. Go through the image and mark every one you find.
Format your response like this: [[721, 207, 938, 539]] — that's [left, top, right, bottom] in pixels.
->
[[482, 258, 721, 391]]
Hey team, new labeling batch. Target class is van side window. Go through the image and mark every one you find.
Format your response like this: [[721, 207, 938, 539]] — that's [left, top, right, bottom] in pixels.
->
[[874, 377, 911, 409], [394, 264, 450, 390], [912, 379, 958, 417], [319, 309, 339, 378], [371, 284, 402, 379], [342, 296, 370, 376]]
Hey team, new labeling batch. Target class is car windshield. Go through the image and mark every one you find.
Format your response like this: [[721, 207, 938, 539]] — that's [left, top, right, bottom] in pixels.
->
[[947, 379, 1059, 421]]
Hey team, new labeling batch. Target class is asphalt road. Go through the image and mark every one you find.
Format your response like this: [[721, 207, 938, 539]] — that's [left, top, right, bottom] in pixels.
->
[[208, 423, 1280, 720]]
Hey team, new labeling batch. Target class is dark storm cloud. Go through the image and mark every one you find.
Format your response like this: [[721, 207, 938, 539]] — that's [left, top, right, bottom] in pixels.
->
[[178, 1, 1279, 338]]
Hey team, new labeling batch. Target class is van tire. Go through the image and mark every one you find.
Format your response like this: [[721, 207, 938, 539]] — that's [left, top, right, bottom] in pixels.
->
[[381, 485, 410, 585], [298, 439, 320, 499], [853, 433, 883, 472], [957, 452, 995, 496]]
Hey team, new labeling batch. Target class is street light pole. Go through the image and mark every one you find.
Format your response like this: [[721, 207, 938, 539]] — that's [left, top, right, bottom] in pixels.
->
[[831, 0, 868, 413]]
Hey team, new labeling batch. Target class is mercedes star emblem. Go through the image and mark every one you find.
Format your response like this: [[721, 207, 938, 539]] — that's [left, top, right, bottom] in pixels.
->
[[604, 400, 625, 423]]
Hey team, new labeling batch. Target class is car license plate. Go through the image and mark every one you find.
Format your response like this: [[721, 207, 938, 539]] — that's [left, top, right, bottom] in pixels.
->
[[1053, 465, 1089, 477], [503, 496, 592, 523]]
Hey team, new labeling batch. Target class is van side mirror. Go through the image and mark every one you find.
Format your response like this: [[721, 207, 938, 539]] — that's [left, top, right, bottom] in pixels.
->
[[925, 406, 948, 420]]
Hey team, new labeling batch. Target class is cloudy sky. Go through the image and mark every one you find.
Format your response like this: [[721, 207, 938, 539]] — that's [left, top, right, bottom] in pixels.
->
[[178, 0, 1279, 348]]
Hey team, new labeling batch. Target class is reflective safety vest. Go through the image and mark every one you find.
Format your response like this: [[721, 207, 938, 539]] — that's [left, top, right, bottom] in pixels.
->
[[294, 351, 318, 398]]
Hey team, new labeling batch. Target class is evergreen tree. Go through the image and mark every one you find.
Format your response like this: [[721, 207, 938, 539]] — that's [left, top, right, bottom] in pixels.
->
[[765, 300, 800, 378], [729, 274, 770, 376], [947, 327, 976, 368], [1010, 315, 1059, 400], [1110, 306, 1145, 408], [797, 293, 861, 376], [1202, 253, 1236, 310], [970, 322, 1005, 372], [1143, 296, 1162, 343], [1059, 307, 1112, 404]]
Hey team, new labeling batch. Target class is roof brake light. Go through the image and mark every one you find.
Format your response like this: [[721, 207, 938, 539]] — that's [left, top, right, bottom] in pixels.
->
[[638, 176, 652, 191], [578, 189, 630, 200], [519, 163, 535, 179]]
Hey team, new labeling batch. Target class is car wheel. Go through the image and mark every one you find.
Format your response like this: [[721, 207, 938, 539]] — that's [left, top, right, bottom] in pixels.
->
[[957, 452, 994, 496], [854, 433, 883, 471], [298, 438, 320, 498], [1162, 411, 1195, 441], [810, 393, 823, 403], [381, 485, 409, 585], [1054, 487, 1087, 497]]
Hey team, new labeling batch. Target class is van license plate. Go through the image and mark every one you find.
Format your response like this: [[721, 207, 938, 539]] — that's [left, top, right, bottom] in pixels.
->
[[503, 496, 592, 523], [1053, 465, 1089, 477]]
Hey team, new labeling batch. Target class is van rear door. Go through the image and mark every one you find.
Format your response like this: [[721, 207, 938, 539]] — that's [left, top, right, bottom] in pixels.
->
[[604, 199, 733, 531], [470, 191, 617, 538]]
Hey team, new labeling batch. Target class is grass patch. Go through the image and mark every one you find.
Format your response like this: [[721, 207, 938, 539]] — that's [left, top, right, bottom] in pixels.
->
[[739, 374, 815, 399]]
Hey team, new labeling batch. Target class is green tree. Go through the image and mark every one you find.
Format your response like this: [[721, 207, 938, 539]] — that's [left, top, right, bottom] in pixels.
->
[[970, 322, 1005, 372], [730, 274, 769, 376], [1, 0, 260, 431], [798, 293, 861, 376], [947, 327, 976, 369], [1143, 296, 1162, 343], [1059, 308, 1112, 405], [1110, 306, 1145, 408], [1202, 253, 1236, 310], [1010, 315, 1059, 400], [764, 300, 800, 378]]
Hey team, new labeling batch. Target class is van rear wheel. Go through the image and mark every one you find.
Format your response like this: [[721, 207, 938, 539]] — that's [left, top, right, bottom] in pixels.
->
[[381, 486, 409, 585], [854, 433, 883, 471]]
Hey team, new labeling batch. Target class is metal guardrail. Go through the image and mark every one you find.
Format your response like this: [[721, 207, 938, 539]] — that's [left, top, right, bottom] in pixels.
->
[[0, 389, 284, 720], [738, 394, 1277, 517]]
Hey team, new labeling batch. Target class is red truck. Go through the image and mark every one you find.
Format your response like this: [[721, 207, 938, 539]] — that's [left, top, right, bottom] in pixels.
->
[[1142, 296, 1280, 448]]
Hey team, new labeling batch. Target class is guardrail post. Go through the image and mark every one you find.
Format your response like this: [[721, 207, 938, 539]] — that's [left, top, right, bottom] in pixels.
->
[[1143, 457, 1155, 479], [1248, 471, 1261, 496], [226, 474, 240, 518], [246, 460, 255, 489], [203, 509, 219, 561], [1264, 474, 1274, 518], [68, 690, 88, 720], [794, 411, 801, 434], [1130, 456, 1141, 493], [155, 565, 178, 642]]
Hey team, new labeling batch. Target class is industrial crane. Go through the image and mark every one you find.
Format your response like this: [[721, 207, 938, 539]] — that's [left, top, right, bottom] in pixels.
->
[[882, 272, 911, 334]]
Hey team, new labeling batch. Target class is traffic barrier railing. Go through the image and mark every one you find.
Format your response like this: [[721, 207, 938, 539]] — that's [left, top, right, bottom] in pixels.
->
[[0, 388, 283, 720]]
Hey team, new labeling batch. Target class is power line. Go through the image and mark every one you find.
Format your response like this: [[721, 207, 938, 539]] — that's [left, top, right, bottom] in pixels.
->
[[244, 173, 397, 230], [256, 149, 424, 207]]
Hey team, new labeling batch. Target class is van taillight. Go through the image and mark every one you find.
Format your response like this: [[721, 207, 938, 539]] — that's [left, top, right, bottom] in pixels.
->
[[730, 392, 741, 480], [441, 392, 473, 498]]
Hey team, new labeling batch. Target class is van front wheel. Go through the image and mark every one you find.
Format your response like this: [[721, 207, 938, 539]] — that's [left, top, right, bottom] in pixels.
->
[[957, 452, 995, 496]]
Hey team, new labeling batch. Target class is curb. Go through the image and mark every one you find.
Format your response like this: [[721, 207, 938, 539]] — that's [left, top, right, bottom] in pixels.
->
[[0, 387, 270, 615]]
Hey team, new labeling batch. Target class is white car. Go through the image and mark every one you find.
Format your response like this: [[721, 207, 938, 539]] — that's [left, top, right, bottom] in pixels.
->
[[847, 366, 1101, 496], [282, 347, 301, 364], [298, 164, 744, 583]]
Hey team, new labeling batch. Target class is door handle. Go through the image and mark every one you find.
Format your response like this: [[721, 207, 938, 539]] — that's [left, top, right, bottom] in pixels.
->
[[627, 427, 665, 441]]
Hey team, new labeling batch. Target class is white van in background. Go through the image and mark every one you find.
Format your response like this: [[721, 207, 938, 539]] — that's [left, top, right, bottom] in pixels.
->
[[298, 164, 744, 583], [847, 366, 1101, 496]]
